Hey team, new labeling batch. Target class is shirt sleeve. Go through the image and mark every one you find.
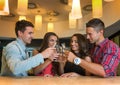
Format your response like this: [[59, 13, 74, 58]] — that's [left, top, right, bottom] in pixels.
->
[[101, 44, 120, 77], [5, 45, 44, 75]]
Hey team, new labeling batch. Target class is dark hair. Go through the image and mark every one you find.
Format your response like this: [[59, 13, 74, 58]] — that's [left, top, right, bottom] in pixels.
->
[[15, 20, 34, 37], [70, 33, 89, 58], [39, 32, 59, 52], [38, 32, 59, 75], [86, 18, 105, 32]]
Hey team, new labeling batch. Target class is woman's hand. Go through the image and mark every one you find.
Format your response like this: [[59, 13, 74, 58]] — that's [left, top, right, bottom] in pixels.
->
[[60, 72, 80, 77]]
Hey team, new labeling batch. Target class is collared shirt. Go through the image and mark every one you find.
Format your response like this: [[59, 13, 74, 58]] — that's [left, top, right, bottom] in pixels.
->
[[0, 38, 44, 77], [91, 38, 120, 77]]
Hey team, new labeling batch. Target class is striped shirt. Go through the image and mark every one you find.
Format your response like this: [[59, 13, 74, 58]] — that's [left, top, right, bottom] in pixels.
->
[[91, 38, 120, 77]]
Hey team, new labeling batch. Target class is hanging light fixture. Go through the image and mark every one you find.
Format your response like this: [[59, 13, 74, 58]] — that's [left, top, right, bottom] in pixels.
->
[[92, 0, 102, 18], [104, 0, 114, 2], [17, 0, 28, 14], [71, 0, 82, 19], [0, 0, 9, 15], [47, 22, 54, 32], [19, 16, 26, 20], [68, 0, 72, 6], [69, 12, 77, 29], [35, 15, 42, 30]]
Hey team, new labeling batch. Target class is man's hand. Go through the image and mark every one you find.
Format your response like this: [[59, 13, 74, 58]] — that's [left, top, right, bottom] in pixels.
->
[[41, 47, 56, 58], [49, 52, 59, 61], [67, 52, 76, 63]]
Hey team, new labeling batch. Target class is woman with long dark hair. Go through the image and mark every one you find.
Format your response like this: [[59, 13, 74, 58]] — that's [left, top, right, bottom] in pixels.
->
[[33, 32, 59, 77], [60, 33, 91, 77]]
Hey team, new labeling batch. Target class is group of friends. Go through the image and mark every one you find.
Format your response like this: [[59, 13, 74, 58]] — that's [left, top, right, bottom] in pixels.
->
[[0, 18, 120, 77]]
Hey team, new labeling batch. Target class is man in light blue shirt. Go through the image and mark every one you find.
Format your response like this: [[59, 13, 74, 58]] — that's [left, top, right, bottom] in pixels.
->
[[0, 20, 57, 77]]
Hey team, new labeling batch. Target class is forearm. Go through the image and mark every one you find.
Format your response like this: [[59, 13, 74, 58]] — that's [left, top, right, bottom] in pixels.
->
[[84, 57, 92, 76], [80, 59, 106, 77], [8, 54, 44, 75], [58, 62, 66, 75], [33, 59, 52, 75], [67, 52, 106, 77]]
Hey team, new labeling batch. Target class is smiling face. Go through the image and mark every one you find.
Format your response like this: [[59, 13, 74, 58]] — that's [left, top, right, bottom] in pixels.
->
[[48, 35, 58, 47], [86, 18, 105, 45], [70, 36, 79, 53], [86, 27, 101, 44], [18, 26, 34, 44]]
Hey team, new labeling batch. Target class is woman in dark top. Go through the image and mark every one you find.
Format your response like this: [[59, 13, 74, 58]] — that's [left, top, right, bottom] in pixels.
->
[[60, 33, 91, 77]]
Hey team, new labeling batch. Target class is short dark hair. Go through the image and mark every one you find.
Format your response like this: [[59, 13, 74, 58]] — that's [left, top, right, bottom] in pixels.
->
[[86, 18, 105, 32], [15, 20, 34, 37]]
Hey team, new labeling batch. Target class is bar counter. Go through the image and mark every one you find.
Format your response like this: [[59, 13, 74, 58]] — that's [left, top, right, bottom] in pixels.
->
[[0, 76, 120, 85]]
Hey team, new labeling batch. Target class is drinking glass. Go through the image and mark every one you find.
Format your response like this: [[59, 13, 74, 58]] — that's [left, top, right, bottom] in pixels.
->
[[55, 43, 69, 62]]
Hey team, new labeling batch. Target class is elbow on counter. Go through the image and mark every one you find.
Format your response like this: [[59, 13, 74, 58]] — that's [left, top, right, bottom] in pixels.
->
[[10, 68, 22, 75], [101, 73, 107, 78], [100, 72, 115, 78], [96, 71, 106, 78], [10, 68, 28, 77], [10, 65, 26, 76]]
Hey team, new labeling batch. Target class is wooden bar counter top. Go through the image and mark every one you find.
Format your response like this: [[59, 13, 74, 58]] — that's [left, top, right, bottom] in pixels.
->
[[0, 76, 120, 85]]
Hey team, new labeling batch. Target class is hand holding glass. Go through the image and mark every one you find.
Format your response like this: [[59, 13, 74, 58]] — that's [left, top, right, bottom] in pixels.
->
[[54, 43, 69, 62]]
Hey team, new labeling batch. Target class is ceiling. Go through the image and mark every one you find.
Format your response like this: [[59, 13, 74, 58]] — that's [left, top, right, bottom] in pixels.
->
[[0, 0, 92, 23]]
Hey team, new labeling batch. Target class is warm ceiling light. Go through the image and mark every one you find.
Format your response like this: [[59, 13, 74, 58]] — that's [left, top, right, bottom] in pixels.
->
[[0, 0, 9, 15], [68, 0, 72, 6], [35, 15, 42, 30], [0, 0, 5, 10], [104, 0, 114, 2], [19, 16, 26, 20], [92, 0, 102, 18], [17, 0, 28, 14], [69, 12, 77, 29], [47, 22, 54, 32], [71, 0, 82, 19]]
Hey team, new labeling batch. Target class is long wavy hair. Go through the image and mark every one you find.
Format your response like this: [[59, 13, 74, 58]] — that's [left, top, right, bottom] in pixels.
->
[[38, 32, 59, 52], [70, 33, 89, 58], [38, 32, 59, 75]]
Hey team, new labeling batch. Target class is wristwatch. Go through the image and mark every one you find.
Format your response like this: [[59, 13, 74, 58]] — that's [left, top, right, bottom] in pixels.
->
[[74, 57, 81, 65]]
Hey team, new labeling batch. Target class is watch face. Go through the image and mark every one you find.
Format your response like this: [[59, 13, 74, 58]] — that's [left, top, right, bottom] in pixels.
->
[[74, 57, 81, 65]]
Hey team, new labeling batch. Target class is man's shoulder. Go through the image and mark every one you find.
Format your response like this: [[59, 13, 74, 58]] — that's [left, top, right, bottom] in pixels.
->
[[104, 39, 120, 53], [2, 40, 20, 55], [106, 39, 119, 47], [5, 40, 18, 50]]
